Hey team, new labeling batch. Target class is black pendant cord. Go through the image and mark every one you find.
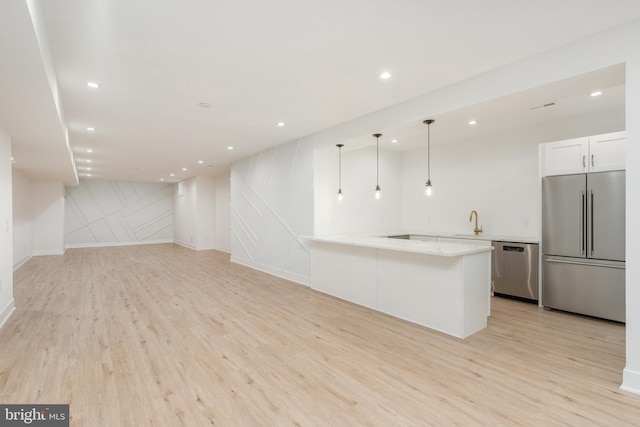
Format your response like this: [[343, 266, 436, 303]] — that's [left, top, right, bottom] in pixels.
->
[[376, 137, 379, 187], [339, 149, 342, 190], [427, 122, 431, 182], [423, 119, 434, 185], [338, 145, 342, 191], [373, 133, 382, 191]]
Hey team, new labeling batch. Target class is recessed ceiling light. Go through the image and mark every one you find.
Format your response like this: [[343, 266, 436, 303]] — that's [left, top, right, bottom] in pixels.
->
[[590, 91, 603, 97], [468, 120, 478, 125], [227, 146, 234, 150], [198, 160, 204, 164], [182, 167, 187, 171], [87, 82, 99, 89], [86, 173, 92, 177], [170, 173, 175, 177], [391, 139, 398, 143], [87, 148, 93, 153], [379, 72, 392, 80], [86, 167, 92, 171], [160, 178, 165, 182], [87, 159, 92, 163], [276, 122, 285, 127], [87, 127, 95, 132], [10, 157, 15, 163]]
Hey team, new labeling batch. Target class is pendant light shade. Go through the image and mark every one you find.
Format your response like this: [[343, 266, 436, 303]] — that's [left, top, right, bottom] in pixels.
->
[[423, 119, 434, 196], [373, 133, 382, 199], [336, 144, 344, 201]]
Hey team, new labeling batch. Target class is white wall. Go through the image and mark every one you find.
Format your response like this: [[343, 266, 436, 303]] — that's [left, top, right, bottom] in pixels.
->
[[173, 174, 231, 252], [0, 126, 15, 329], [195, 176, 215, 250], [11, 169, 32, 268], [173, 177, 197, 248], [313, 109, 623, 239], [173, 174, 230, 251], [65, 179, 173, 248], [314, 145, 402, 235], [214, 173, 231, 252], [623, 46, 640, 395], [32, 181, 64, 255], [231, 139, 313, 285], [401, 109, 624, 237]]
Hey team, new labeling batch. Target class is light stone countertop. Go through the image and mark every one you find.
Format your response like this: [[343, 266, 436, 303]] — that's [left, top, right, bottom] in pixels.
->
[[310, 234, 493, 257], [372, 231, 540, 244]]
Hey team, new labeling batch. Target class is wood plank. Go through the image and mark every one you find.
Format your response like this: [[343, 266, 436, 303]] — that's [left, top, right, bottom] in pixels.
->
[[0, 244, 638, 426]]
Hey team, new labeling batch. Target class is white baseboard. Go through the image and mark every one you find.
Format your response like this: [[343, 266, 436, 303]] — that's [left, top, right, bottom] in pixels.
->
[[0, 299, 16, 331], [621, 368, 640, 395], [32, 249, 65, 256], [13, 255, 32, 271], [175, 241, 232, 253], [65, 239, 173, 249], [230, 255, 310, 287], [174, 241, 197, 250], [196, 244, 215, 251]]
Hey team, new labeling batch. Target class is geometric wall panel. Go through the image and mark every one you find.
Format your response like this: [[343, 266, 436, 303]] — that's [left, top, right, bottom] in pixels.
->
[[65, 179, 173, 247], [230, 139, 313, 285]]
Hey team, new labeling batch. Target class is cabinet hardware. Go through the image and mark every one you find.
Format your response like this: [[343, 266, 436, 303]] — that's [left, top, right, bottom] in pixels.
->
[[591, 154, 595, 167], [580, 191, 585, 254]]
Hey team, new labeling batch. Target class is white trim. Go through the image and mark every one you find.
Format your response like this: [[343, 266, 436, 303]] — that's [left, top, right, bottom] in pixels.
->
[[214, 245, 231, 254], [0, 299, 16, 331], [196, 244, 215, 251], [173, 241, 197, 250], [32, 249, 64, 256], [230, 255, 310, 287], [621, 368, 640, 396], [13, 255, 32, 271], [64, 239, 173, 249]]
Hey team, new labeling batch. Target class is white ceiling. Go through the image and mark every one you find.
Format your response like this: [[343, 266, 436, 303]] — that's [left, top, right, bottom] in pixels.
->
[[343, 64, 626, 152], [2, 1, 639, 185]]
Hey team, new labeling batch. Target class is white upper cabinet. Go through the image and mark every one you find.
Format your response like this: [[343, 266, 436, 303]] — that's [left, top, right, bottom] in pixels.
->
[[543, 137, 589, 176], [588, 131, 626, 172], [542, 131, 625, 176]]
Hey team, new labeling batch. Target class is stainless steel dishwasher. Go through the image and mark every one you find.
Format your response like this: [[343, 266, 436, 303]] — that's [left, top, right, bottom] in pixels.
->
[[491, 241, 539, 302]]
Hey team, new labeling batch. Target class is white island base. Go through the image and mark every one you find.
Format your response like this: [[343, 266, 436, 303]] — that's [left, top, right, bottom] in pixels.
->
[[310, 237, 492, 339]]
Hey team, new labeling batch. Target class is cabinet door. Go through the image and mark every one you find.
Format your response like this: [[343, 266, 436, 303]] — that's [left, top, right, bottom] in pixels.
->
[[589, 131, 625, 172], [543, 137, 588, 176]]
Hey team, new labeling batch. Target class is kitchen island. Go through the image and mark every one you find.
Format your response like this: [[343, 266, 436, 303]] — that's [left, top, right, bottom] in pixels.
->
[[310, 235, 493, 339]]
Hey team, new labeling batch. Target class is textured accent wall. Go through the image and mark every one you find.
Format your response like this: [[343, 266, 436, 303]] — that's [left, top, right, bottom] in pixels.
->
[[65, 179, 173, 247], [231, 139, 313, 285]]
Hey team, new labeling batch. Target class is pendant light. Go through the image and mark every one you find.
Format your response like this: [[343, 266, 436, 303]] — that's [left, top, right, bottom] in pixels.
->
[[423, 119, 434, 196], [373, 133, 382, 199], [336, 144, 344, 201]]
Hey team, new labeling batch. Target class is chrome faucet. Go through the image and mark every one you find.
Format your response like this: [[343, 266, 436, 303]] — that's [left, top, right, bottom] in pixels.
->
[[469, 210, 483, 235]]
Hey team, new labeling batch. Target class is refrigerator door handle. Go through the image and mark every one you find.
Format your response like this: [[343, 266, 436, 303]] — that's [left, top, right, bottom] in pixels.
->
[[590, 190, 595, 255], [580, 191, 585, 255], [545, 258, 625, 269]]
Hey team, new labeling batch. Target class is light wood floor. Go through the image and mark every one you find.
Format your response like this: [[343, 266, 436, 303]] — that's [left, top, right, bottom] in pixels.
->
[[1, 244, 638, 426]]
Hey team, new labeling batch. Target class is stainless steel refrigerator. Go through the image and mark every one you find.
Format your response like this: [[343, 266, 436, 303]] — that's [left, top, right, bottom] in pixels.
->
[[541, 170, 625, 322]]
